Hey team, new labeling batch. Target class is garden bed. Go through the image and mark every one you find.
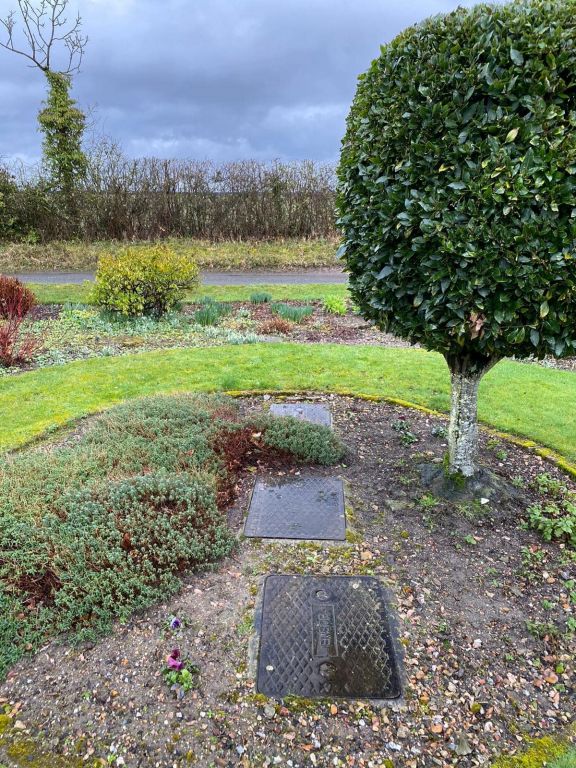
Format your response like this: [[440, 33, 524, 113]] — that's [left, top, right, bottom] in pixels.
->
[[0, 395, 574, 767], [6, 300, 573, 380], [4, 301, 411, 377]]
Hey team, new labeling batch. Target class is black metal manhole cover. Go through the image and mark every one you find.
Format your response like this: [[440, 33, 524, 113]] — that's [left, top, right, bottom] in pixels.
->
[[257, 575, 402, 699], [244, 477, 345, 540], [270, 402, 332, 427]]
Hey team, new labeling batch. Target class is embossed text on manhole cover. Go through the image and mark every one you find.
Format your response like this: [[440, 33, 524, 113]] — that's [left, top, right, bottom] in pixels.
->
[[257, 575, 402, 699], [270, 402, 332, 427], [244, 477, 345, 540]]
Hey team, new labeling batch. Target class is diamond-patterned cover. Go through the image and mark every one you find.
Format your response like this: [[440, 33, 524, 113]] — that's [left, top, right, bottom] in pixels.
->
[[257, 575, 402, 699]]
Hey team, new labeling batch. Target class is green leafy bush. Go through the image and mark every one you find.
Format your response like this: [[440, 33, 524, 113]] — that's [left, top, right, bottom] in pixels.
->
[[271, 302, 314, 323], [527, 472, 576, 547], [250, 291, 273, 304], [0, 472, 232, 645], [337, 0, 576, 478], [322, 296, 347, 316], [93, 244, 199, 317]]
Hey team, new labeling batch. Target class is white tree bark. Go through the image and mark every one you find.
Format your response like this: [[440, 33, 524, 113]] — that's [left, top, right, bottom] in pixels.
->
[[447, 363, 487, 478]]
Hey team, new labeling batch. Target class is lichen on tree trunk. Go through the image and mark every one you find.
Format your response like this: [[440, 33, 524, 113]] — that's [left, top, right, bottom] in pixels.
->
[[446, 355, 498, 479]]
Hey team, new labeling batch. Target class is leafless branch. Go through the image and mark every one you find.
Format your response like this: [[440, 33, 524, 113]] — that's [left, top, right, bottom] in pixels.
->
[[0, 0, 86, 74]]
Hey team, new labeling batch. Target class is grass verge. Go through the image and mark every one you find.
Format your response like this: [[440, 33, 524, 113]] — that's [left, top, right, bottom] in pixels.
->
[[29, 281, 349, 305], [0, 237, 339, 272], [1, 344, 576, 464]]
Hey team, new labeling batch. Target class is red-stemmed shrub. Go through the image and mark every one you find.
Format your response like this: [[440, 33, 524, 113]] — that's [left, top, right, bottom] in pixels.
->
[[0, 276, 40, 366], [0, 276, 36, 320]]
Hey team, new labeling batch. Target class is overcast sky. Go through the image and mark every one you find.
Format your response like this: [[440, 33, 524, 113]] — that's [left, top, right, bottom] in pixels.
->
[[1, 0, 489, 166]]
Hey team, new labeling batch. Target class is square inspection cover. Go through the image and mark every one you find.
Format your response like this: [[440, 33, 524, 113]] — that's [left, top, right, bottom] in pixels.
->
[[257, 575, 402, 700], [244, 476, 345, 540], [269, 402, 332, 427]]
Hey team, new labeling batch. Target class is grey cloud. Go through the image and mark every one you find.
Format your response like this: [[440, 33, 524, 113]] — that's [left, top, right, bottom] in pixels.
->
[[0, 0, 490, 164]]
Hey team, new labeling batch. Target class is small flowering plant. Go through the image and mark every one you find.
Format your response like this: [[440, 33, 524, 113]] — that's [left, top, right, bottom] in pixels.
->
[[162, 648, 199, 693], [162, 614, 187, 637]]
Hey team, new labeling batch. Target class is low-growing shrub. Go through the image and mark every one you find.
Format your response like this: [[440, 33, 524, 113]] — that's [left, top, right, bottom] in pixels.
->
[[0, 393, 344, 677], [0, 275, 36, 319], [0, 472, 233, 660], [271, 302, 314, 323], [258, 416, 346, 465], [92, 245, 199, 317], [527, 501, 576, 548], [250, 292, 273, 304], [258, 317, 293, 335], [322, 296, 347, 316], [0, 276, 40, 366]]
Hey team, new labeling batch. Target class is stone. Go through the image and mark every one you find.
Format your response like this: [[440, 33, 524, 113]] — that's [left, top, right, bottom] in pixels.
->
[[269, 402, 332, 427]]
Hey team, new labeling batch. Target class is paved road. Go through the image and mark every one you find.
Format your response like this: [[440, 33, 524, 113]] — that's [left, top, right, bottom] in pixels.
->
[[11, 269, 348, 285]]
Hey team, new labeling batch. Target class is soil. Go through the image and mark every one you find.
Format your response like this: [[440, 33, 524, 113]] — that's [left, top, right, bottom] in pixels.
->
[[1, 395, 574, 767]]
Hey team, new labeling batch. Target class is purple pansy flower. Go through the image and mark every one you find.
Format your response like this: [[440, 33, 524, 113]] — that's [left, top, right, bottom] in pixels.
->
[[166, 648, 184, 671]]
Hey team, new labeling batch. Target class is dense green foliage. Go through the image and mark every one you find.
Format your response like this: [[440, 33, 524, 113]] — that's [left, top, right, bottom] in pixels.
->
[[0, 169, 20, 241], [250, 291, 273, 304], [193, 300, 232, 326], [93, 244, 199, 317], [38, 72, 87, 200], [337, 0, 576, 370], [323, 296, 348, 315], [257, 415, 345, 465], [0, 393, 343, 677]]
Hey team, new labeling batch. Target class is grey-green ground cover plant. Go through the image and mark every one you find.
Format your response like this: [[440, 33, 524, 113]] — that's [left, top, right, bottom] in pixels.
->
[[0, 393, 344, 678]]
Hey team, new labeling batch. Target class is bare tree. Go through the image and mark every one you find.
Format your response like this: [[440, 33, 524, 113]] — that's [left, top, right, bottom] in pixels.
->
[[0, 0, 87, 74]]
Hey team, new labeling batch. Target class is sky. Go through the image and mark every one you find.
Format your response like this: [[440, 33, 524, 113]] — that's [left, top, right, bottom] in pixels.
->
[[0, 0, 489, 166]]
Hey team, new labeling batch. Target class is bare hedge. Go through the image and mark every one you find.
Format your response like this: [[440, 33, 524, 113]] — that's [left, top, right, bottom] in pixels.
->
[[1, 147, 337, 242]]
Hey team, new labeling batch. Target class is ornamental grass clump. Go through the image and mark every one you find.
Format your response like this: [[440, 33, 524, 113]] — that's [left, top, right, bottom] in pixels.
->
[[93, 244, 199, 317], [250, 291, 273, 304], [337, 0, 576, 483], [271, 302, 314, 323], [193, 301, 231, 326]]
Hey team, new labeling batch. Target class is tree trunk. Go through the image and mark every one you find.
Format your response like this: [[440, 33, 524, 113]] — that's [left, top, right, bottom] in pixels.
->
[[447, 357, 497, 478]]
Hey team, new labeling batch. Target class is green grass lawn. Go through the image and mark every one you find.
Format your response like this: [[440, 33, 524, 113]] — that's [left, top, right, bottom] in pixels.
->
[[0, 237, 339, 272], [2, 343, 576, 464], [30, 281, 349, 305]]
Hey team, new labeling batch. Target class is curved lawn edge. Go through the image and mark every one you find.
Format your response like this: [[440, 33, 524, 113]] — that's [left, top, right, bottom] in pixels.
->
[[2, 343, 576, 467]]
